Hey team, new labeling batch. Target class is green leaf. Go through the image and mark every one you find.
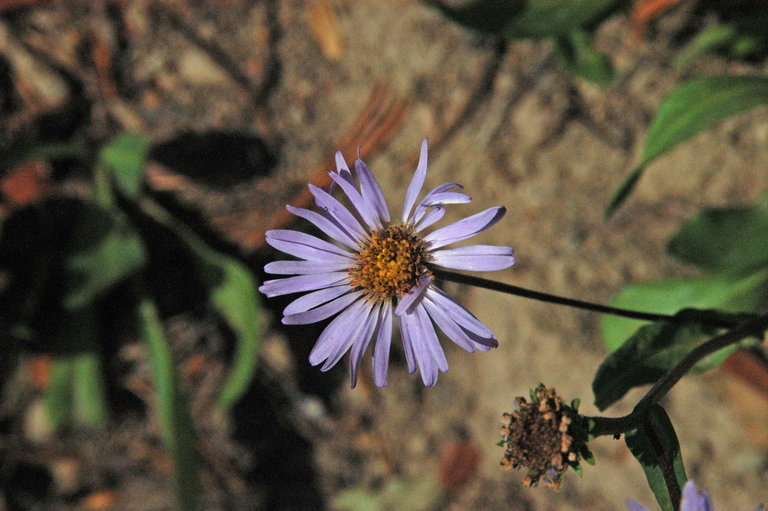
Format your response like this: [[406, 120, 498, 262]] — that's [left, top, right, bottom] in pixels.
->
[[674, 24, 739, 69], [423, 0, 624, 39], [139, 198, 262, 410], [43, 309, 106, 429], [139, 295, 199, 511], [668, 205, 768, 275], [607, 75, 768, 217], [71, 352, 107, 428], [555, 29, 614, 84], [602, 269, 768, 352], [625, 405, 687, 511], [98, 134, 151, 199], [63, 203, 147, 310], [594, 309, 756, 410], [44, 357, 75, 429]]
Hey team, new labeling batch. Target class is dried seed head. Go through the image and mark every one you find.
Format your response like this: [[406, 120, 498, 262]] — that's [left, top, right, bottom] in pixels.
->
[[498, 384, 592, 490]]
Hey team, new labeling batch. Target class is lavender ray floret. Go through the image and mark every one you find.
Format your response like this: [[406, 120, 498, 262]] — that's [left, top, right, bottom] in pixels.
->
[[266, 229, 355, 260], [264, 260, 353, 275], [425, 287, 495, 339], [423, 206, 507, 250], [349, 302, 382, 388], [329, 172, 381, 230], [283, 291, 363, 325], [372, 302, 393, 387], [355, 158, 391, 223], [403, 308, 439, 386], [283, 284, 353, 315], [682, 481, 714, 511], [394, 274, 431, 316], [285, 205, 359, 249], [309, 298, 370, 366], [430, 244, 516, 271], [422, 294, 479, 353], [308, 184, 367, 240], [402, 138, 429, 222], [414, 205, 446, 232], [259, 272, 349, 297], [321, 300, 377, 371], [413, 303, 448, 372]]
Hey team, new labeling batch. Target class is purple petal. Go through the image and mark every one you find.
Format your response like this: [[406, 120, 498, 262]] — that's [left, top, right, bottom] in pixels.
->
[[399, 311, 417, 374], [335, 150, 353, 179], [402, 307, 439, 386], [414, 205, 446, 232], [413, 303, 448, 372], [372, 301, 393, 387], [309, 298, 370, 366], [349, 302, 382, 388], [285, 205, 359, 249], [402, 138, 429, 223], [625, 501, 650, 511], [329, 172, 381, 230], [423, 191, 471, 206], [329, 151, 354, 193], [258, 272, 348, 297], [394, 275, 431, 316], [321, 301, 378, 371], [309, 184, 367, 240], [355, 158, 390, 223], [423, 294, 489, 352], [266, 229, 354, 262], [412, 182, 465, 224], [681, 481, 713, 511], [283, 291, 362, 325], [430, 245, 516, 271], [423, 206, 506, 250], [264, 260, 353, 275], [283, 284, 353, 315], [425, 287, 497, 345]]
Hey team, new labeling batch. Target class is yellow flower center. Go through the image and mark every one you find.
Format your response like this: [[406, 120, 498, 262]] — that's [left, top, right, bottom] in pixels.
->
[[348, 225, 428, 301]]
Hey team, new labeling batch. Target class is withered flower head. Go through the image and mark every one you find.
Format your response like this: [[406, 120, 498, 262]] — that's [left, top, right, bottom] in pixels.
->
[[498, 384, 593, 490]]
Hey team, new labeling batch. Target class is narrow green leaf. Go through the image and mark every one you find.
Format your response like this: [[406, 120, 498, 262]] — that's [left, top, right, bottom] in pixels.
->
[[667, 205, 768, 275], [43, 309, 106, 429], [423, 0, 624, 39], [98, 134, 152, 198], [674, 24, 738, 69], [139, 295, 199, 511], [44, 358, 75, 429], [208, 258, 263, 409], [602, 269, 768, 352], [72, 352, 107, 428], [555, 29, 614, 85], [63, 203, 147, 310], [139, 198, 262, 410], [594, 309, 756, 410], [625, 405, 687, 511], [607, 75, 768, 216]]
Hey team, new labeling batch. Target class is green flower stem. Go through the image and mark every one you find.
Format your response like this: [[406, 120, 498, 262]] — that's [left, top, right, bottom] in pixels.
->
[[588, 313, 768, 437], [431, 269, 738, 328]]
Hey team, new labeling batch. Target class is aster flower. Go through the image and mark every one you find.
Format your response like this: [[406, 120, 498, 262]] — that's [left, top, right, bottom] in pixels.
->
[[258, 139, 515, 387], [626, 480, 765, 511]]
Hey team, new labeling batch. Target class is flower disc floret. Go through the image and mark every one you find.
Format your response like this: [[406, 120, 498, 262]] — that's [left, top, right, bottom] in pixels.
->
[[348, 225, 428, 301]]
